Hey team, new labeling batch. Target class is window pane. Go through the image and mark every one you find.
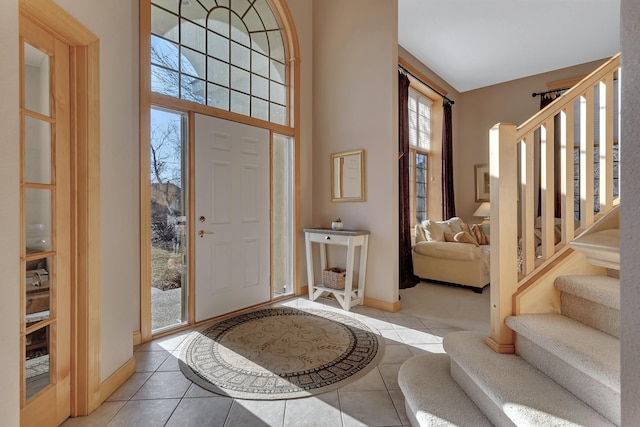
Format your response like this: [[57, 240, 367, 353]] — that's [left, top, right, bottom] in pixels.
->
[[180, 1, 207, 22], [251, 32, 269, 54], [24, 116, 51, 185], [23, 43, 50, 117], [243, 7, 264, 32], [251, 50, 269, 78], [230, 42, 250, 70], [207, 31, 229, 62], [230, 14, 250, 47], [252, 74, 269, 99], [152, 0, 179, 14], [181, 75, 205, 104], [181, 19, 205, 52], [25, 189, 52, 252], [150, 107, 188, 332], [230, 66, 250, 93], [207, 84, 229, 110], [207, 57, 229, 86], [271, 59, 285, 84], [230, 0, 251, 17], [208, 8, 230, 37], [270, 103, 286, 125], [270, 81, 286, 106], [230, 90, 250, 115], [25, 256, 51, 324], [151, 65, 180, 97], [268, 31, 285, 63], [181, 48, 205, 78], [25, 325, 50, 400], [251, 97, 269, 121], [254, 0, 278, 31], [151, 36, 180, 70], [415, 152, 428, 223], [152, 5, 179, 42]]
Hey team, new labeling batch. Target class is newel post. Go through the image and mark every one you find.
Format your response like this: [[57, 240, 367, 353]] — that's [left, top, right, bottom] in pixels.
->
[[486, 123, 519, 354]]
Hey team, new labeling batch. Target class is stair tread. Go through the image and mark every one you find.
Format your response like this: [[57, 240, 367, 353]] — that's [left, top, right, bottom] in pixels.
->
[[506, 313, 620, 391], [444, 331, 615, 426], [571, 228, 620, 251], [398, 353, 492, 426], [555, 275, 620, 310]]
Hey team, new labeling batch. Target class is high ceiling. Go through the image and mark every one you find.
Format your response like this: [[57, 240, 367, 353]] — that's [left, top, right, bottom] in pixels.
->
[[398, 0, 621, 92]]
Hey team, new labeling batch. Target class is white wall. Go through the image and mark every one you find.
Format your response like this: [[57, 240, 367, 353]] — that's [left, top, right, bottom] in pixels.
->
[[620, 0, 640, 423], [0, 0, 21, 423], [52, 0, 140, 381], [312, 0, 399, 305]]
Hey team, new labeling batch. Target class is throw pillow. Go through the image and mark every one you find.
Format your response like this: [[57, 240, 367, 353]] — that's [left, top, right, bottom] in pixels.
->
[[424, 220, 451, 242], [454, 231, 480, 246], [470, 223, 490, 245], [444, 217, 466, 234]]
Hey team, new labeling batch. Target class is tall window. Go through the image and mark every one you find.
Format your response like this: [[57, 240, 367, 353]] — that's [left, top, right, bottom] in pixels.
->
[[150, 0, 288, 125], [408, 88, 432, 225]]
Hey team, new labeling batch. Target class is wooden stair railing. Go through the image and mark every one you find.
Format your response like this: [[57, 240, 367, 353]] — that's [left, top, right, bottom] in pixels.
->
[[486, 54, 621, 353]]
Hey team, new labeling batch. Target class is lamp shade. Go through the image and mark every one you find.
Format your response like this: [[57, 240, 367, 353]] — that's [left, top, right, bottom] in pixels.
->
[[473, 202, 491, 218]]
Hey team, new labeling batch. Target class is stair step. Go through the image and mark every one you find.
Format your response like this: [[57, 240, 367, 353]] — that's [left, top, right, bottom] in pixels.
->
[[506, 314, 620, 424], [398, 353, 492, 426], [555, 275, 620, 310], [555, 275, 620, 337], [444, 331, 615, 426], [570, 228, 620, 269]]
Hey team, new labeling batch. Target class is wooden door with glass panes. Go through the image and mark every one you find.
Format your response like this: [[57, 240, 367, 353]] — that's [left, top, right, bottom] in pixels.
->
[[20, 15, 72, 427]]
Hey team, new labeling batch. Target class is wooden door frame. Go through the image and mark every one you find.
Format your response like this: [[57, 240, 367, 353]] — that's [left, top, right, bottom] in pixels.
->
[[20, 0, 102, 417]]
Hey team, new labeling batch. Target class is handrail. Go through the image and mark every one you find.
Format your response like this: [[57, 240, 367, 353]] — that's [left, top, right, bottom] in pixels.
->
[[486, 53, 621, 353]]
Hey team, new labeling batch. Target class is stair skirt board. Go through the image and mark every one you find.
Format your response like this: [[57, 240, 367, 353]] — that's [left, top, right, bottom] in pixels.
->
[[561, 292, 620, 338], [398, 353, 491, 427], [443, 332, 615, 427], [515, 334, 620, 425]]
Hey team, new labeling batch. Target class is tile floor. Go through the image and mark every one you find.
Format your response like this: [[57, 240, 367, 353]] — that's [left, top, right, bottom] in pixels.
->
[[62, 295, 464, 427]]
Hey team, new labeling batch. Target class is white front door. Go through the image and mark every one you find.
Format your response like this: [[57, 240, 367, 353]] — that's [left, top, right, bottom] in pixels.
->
[[194, 114, 270, 322]]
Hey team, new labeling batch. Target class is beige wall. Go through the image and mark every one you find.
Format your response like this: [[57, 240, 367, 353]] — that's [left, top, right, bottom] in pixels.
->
[[51, 0, 140, 381], [621, 0, 640, 422], [456, 58, 608, 223], [0, 0, 20, 423], [312, 0, 399, 304]]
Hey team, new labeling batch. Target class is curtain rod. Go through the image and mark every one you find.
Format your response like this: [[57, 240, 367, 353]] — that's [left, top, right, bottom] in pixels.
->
[[532, 87, 571, 98], [398, 65, 455, 105]]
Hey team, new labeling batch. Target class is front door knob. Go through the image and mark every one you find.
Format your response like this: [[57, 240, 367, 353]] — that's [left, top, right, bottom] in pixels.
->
[[198, 230, 214, 238]]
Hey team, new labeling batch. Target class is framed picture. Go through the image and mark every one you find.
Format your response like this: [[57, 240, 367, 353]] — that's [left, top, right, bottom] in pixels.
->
[[474, 163, 490, 202]]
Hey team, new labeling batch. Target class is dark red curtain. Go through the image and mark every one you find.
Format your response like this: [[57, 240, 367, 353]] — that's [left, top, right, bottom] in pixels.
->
[[398, 71, 418, 289], [441, 100, 456, 219]]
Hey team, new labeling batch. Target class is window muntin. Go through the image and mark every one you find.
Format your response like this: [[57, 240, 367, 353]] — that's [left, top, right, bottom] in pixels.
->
[[150, 0, 287, 125], [409, 88, 432, 225]]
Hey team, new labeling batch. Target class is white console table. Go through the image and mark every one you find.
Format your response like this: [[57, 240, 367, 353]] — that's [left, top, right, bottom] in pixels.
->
[[304, 228, 370, 311]]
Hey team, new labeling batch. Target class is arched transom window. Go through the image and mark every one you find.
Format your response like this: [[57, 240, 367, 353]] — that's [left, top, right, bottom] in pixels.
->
[[150, 0, 288, 125]]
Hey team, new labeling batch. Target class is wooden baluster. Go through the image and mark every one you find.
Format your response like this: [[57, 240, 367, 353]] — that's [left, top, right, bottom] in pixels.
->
[[560, 104, 575, 244], [521, 133, 536, 275], [540, 119, 555, 260], [580, 91, 595, 228], [600, 76, 615, 212]]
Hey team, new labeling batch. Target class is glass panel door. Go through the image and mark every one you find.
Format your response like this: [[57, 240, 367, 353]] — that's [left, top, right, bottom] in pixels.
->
[[22, 40, 55, 403], [20, 19, 72, 425], [150, 106, 189, 333]]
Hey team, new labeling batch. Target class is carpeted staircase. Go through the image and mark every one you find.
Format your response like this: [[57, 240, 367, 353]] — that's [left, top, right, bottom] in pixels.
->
[[399, 231, 621, 426]]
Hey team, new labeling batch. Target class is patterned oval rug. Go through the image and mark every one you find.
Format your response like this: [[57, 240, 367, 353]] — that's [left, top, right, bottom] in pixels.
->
[[179, 307, 385, 399]]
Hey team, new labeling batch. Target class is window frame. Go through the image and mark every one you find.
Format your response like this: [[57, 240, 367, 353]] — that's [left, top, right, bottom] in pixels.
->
[[407, 84, 442, 226]]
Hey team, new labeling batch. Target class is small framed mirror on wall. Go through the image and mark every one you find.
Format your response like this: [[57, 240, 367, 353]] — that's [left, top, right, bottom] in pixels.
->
[[331, 149, 365, 202]]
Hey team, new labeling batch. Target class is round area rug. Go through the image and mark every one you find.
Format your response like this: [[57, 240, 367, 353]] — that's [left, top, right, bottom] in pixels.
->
[[179, 307, 385, 399]]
